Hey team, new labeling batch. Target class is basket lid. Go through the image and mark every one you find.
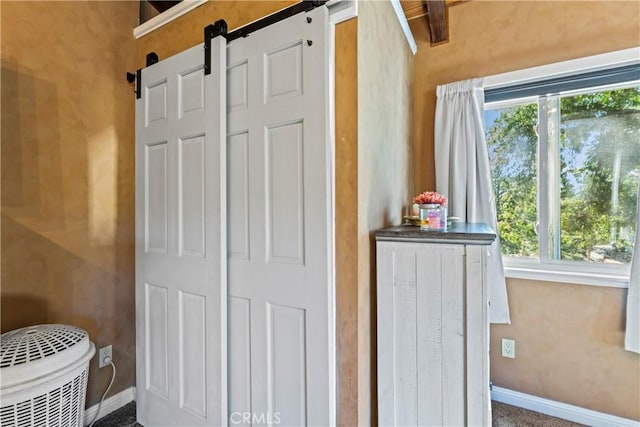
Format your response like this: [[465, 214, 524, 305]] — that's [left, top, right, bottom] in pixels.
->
[[0, 324, 94, 391]]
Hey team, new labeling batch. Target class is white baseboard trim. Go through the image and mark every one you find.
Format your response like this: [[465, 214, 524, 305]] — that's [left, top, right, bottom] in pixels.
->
[[84, 386, 136, 426], [492, 386, 640, 427]]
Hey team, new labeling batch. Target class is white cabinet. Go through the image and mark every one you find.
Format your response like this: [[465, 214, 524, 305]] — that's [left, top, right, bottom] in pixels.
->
[[375, 224, 496, 426]]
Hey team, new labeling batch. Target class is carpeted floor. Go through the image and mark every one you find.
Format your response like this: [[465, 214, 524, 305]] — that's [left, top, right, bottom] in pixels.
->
[[92, 402, 139, 427], [92, 401, 586, 426], [492, 401, 585, 427]]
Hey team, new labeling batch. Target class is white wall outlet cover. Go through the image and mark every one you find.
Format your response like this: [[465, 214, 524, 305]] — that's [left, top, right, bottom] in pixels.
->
[[99, 345, 112, 368], [502, 338, 515, 359]]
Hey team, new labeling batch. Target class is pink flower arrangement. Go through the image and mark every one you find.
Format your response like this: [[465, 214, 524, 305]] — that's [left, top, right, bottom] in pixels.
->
[[413, 191, 447, 206]]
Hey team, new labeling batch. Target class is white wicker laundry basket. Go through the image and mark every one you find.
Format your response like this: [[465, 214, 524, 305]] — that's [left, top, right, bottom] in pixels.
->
[[0, 324, 96, 427]]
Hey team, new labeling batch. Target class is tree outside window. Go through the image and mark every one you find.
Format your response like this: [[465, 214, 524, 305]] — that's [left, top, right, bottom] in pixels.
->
[[485, 85, 640, 266]]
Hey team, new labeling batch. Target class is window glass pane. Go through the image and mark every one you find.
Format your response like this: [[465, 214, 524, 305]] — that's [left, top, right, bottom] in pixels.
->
[[558, 86, 640, 264], [485, 102, 539, 258]]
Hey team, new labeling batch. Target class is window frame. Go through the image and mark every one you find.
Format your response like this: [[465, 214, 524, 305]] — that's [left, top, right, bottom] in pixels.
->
[[483, 47, 640, 288]]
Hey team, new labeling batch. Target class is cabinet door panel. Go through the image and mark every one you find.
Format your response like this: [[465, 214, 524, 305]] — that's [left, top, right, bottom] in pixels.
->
[[376, 240, 489, 426]]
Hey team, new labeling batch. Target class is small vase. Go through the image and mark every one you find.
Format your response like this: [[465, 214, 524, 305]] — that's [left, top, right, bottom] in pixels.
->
[[418, 204, 447, 230]]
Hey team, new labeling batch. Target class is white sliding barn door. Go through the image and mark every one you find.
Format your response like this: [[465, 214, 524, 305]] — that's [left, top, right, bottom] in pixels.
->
[[135, 38, 227, 426], [226, 7, 334, 426]]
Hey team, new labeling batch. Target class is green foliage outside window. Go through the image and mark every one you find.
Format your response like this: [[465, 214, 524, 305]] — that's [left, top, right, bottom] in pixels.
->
[[485, 86, 640, 264]]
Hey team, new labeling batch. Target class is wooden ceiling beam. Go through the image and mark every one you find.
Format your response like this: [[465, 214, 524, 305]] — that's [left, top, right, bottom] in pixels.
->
[[402, 0, 466, 21], [401, 0, 470, 45], [425, 0, 448, 45], [404, 3, 428, 21], [400, 0, 472, 45]]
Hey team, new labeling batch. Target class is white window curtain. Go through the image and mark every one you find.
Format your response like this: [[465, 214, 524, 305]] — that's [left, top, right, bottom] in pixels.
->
[[625, 184, 640, 354], [434, 78, 510, 324]]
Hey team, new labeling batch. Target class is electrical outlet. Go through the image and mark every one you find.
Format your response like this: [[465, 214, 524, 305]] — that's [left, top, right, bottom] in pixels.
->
[[99, 345, 112, 368], [501, 338, 515, 359]]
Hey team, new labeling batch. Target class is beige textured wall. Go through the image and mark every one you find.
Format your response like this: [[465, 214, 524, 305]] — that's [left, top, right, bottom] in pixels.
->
[[492, 279, 639, 420], [410, 0, 640, 420], [334, 17, 360, 427], [1, 1, 138, 406], [358, 1, 414, 424], [136, 1, 296, 66]]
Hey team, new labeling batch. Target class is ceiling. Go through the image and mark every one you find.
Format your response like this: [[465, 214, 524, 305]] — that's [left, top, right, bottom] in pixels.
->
[[148, 0, 181, 14], [400, 0, 469, 44], [400, 0, 466, 21]]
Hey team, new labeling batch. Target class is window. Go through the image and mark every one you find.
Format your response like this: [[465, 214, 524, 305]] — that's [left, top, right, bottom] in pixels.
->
[[484, 61, 640, 285]]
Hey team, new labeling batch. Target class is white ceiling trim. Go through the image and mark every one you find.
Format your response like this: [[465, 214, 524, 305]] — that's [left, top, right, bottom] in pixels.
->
[[390, 0, 417, 55], [134, 0, 208, 39]]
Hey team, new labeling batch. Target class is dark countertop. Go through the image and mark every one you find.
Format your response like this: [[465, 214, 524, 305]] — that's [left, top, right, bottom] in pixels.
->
[[375, 223, 496, 245]]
